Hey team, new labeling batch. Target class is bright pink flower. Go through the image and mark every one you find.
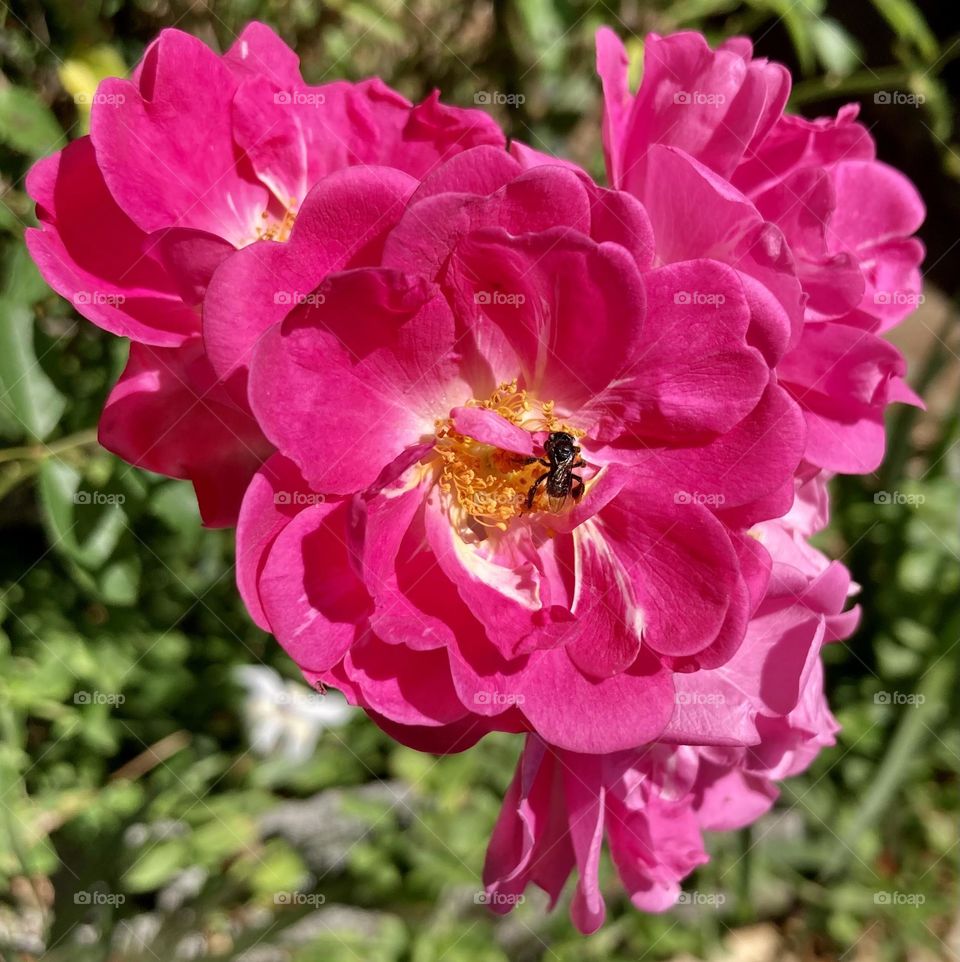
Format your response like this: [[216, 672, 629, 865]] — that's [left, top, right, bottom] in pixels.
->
[[235, 146, 807, 754], [26, 22, 503, 524], [483, 490, 857, 932], [596, 29, 924, 474]]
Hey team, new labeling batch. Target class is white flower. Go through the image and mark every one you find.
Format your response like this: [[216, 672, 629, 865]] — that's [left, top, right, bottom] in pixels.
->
[[233, 665, 353, 763]]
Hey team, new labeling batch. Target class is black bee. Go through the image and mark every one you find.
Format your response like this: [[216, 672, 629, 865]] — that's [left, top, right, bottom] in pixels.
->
[[525, 431, 586, 510]]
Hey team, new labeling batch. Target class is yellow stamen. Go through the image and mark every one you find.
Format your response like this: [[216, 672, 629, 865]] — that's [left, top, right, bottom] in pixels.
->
[[433, 381, 582, 534], [254, 196, 298, 243]]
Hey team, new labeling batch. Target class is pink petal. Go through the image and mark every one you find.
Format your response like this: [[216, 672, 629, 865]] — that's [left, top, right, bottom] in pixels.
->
[[354, 474, 472, 653], [779, 321, 914, 472], [607, 788, 708, 912], [616, 31, 790, 187], [561, 522, 643, 678], [693, 764, 777, 830], [563, 754, 608, 933], [594, 484, 746, 662], [423, 498, 550, 659], [733, 104, 874, 196], [584, 258, 767, 444], [152, 227, 235, 306], [236, 453, 316, 630], [223, 21, 303, 86], [203, 165, 418, 404], [450, 229, 646, 416], [450, 407, 536, 456], [595, 27, 633, 188], [508, 140, 587, 174], [342, 633, 468, 726], [91, 29, 267, 242], [384, 164, 593, 277], [642, 145, 804, 349], [25, 138, 198, 346], [371, 711, 508, 754], [516, 645, 673, 753], [99, 338, 270, 527], [258, 500, 370, 671], [249, 268, 464, 495], [617, 383, 806, 520], [412, 143, 521, 199]]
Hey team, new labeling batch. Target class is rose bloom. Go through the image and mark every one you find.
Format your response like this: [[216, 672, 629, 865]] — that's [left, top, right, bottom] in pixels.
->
[[23, 19, 913, 931], [484, 477, 859, 932], [26, 22, 503, 525], [596, 28, 925, 474], [232, 142, 808, 754]]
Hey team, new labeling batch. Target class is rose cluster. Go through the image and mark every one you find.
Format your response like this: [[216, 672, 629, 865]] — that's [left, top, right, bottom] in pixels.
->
[[27, 23, 923, 932]]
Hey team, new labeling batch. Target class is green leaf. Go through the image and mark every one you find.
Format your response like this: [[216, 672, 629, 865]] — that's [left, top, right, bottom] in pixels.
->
[[123, 839, 191, 892], [0, 249, 66, 441], [810, 18, 864, 78], [333, 1, 404, 44], [37, 459, 128, 569], [870, 0, 939, 61], [97, 555, 141, 606], [0, 85, 65, 157]]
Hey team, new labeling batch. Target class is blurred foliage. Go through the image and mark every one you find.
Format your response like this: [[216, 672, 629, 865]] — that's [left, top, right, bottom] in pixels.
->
[[0, 0, 957, 959]]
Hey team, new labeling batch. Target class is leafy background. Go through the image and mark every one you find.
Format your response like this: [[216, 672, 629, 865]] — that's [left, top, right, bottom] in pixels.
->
[[0, 0, 957, 959]]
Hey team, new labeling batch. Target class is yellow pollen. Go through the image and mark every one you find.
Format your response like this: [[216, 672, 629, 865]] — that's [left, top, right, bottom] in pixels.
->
[[255, 196, 298, 243], [433, 381, 582, 532]]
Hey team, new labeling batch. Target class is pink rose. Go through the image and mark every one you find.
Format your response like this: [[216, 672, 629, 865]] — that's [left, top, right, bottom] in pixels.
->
[[26, 22, 503, 525], [596, 28, 924, 475], [234, 147, 807, 753], [483, 492, 857, 932]]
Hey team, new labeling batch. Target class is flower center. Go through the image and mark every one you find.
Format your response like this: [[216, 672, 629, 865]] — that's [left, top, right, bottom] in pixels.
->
[[433, 381, 582, 535], [253, 196, 298, 243]]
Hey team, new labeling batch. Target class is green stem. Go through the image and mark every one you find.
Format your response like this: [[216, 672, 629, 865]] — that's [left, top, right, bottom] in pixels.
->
[[790, 66, 921, 106], [0, 427, 99, 465]]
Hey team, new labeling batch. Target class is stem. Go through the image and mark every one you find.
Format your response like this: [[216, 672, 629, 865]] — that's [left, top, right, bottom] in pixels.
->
[[790, 66, 920, 106], [108, 730, 191, 782], [0, 427, 99, 465]]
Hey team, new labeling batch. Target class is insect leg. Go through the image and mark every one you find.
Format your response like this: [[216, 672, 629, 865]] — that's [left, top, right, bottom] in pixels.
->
[[571, 474, 585, 502], [526, 472, 551, 509]]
